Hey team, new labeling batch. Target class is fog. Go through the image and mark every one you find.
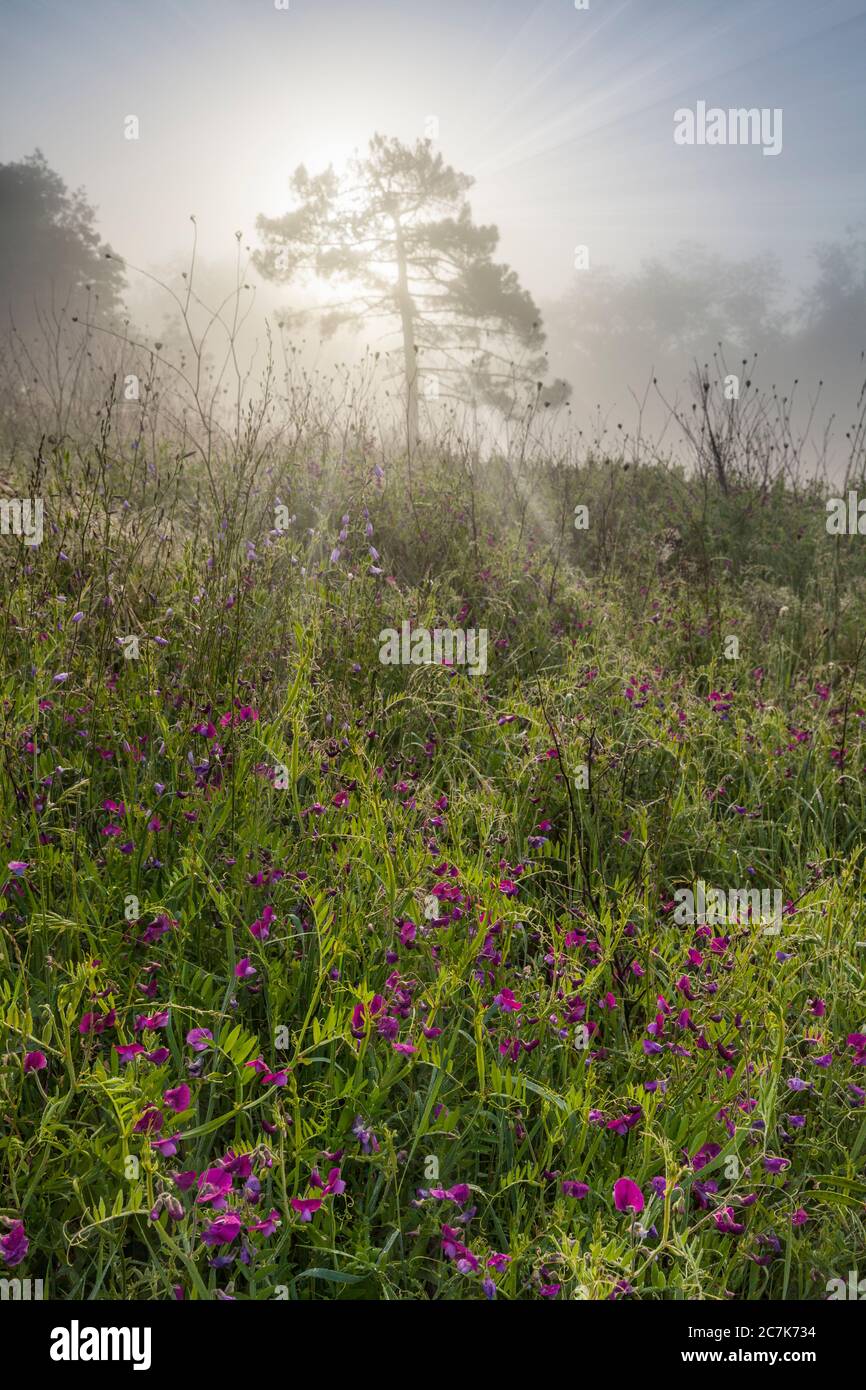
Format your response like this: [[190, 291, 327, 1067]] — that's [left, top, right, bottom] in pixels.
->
[[2, 0, 866, 473]]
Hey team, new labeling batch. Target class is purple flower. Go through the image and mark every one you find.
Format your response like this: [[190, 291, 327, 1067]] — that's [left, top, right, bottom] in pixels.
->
[[613, 1177, 645, 1214], [562, 1180, 589, 1199], [23, 1051, 47, 1073], [248, 1208, 281, 1236], [151, 1135, 181, 1157], [763, 1156, 790, 1174], [196, 1168, 233, 1208], [249, 904, 275, 942], [163, 1084, 191, 1113], [201, 1213, 243, 1247], [0, 1221, 28, 1267], [186, 1028, 213, 1052], [713, 1206, 745, 1235], [291, 1198, 322, 1222]]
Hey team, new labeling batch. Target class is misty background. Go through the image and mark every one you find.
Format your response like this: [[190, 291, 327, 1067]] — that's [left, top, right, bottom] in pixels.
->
[[1, 0, 865, 473]]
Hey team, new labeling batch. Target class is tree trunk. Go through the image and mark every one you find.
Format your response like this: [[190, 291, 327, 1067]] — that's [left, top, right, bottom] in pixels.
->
[[393, 218, 419, 450]]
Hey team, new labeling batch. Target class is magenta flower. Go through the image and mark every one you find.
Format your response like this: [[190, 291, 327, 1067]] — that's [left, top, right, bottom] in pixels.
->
[[151, 1135, 181, 1157], [135, 1010, 169, 1032], [562, 1180, 590, 1199], [322, 1167, 346, 1196], [713, 1206, 745, 1235], [201, 1213, 243, 1247], [249, 904, 275, 942], [613, 1178, 645, 1214], [23, 1050, 47, 1073], [291, 1198, 322, 1222], [196, 1168, 233, 1208], [163, 1084, 191, 1113], [0, 1220, 28, 1267], [186, 1028, 213, 1052], [248, 1208, 281, 1236], [235, 956, 257, 979], [493, 987, 522, 1013], [132, 1106, 163, 1134], [763, 1156, 790, 1174], [79, 1009, 116, 1035], [440, 1225, 480, 1271]]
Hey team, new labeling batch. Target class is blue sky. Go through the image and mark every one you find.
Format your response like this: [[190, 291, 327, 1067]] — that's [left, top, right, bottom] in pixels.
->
[[2, 0, 865, 296]]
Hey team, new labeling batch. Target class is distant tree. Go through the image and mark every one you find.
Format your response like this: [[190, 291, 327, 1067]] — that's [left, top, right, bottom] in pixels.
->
[[0, 150, 124, 332], [254, 134, 568, 444]]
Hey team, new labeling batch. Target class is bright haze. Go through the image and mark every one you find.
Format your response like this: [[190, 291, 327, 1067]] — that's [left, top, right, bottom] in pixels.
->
[[2, 0, 865, 457]]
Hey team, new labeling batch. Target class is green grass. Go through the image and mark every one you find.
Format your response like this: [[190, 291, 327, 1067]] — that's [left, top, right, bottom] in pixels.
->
[[1, 435, 865, 1300]]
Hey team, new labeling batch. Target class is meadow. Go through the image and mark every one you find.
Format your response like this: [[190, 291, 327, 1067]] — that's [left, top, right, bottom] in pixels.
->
[[1, 389, 865, 1302]]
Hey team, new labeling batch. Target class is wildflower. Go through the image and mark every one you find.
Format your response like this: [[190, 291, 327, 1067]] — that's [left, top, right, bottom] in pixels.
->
[[23, 1050, 47, 1073], [201, 1213, 243, 1247], [613, 1178, 645, 1214], [248, 1209, 281, 1236], [493, 986, 522, 1013], [713, 1206, 745, 1235], [290, 1198, 322, 1222], [151, 1136, 181, 1158], [249, 904, 275, 942], [0, 1221, 28, 1267], [562, 1180, 589, 1199], [163, 1084, 191, 1113]]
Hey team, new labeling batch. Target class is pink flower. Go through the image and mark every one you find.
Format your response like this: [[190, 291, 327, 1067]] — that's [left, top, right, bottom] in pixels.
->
[[613, 1177, 645, 1214], [163, 1084, 191, 1113], [249, 904, 275, 942], [248, 1208, 281, 1236], [0, 1221, 28, 1267], [23, 1050, 47, 1073], [562, 1180, 590, 1199], [201, 1213, 243, 1247], [493, 987, 522, 1013], [291, 1198, 322, 1222]]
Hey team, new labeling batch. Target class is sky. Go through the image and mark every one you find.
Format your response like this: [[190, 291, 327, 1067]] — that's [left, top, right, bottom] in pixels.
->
[[2, 0, 865, 300]]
